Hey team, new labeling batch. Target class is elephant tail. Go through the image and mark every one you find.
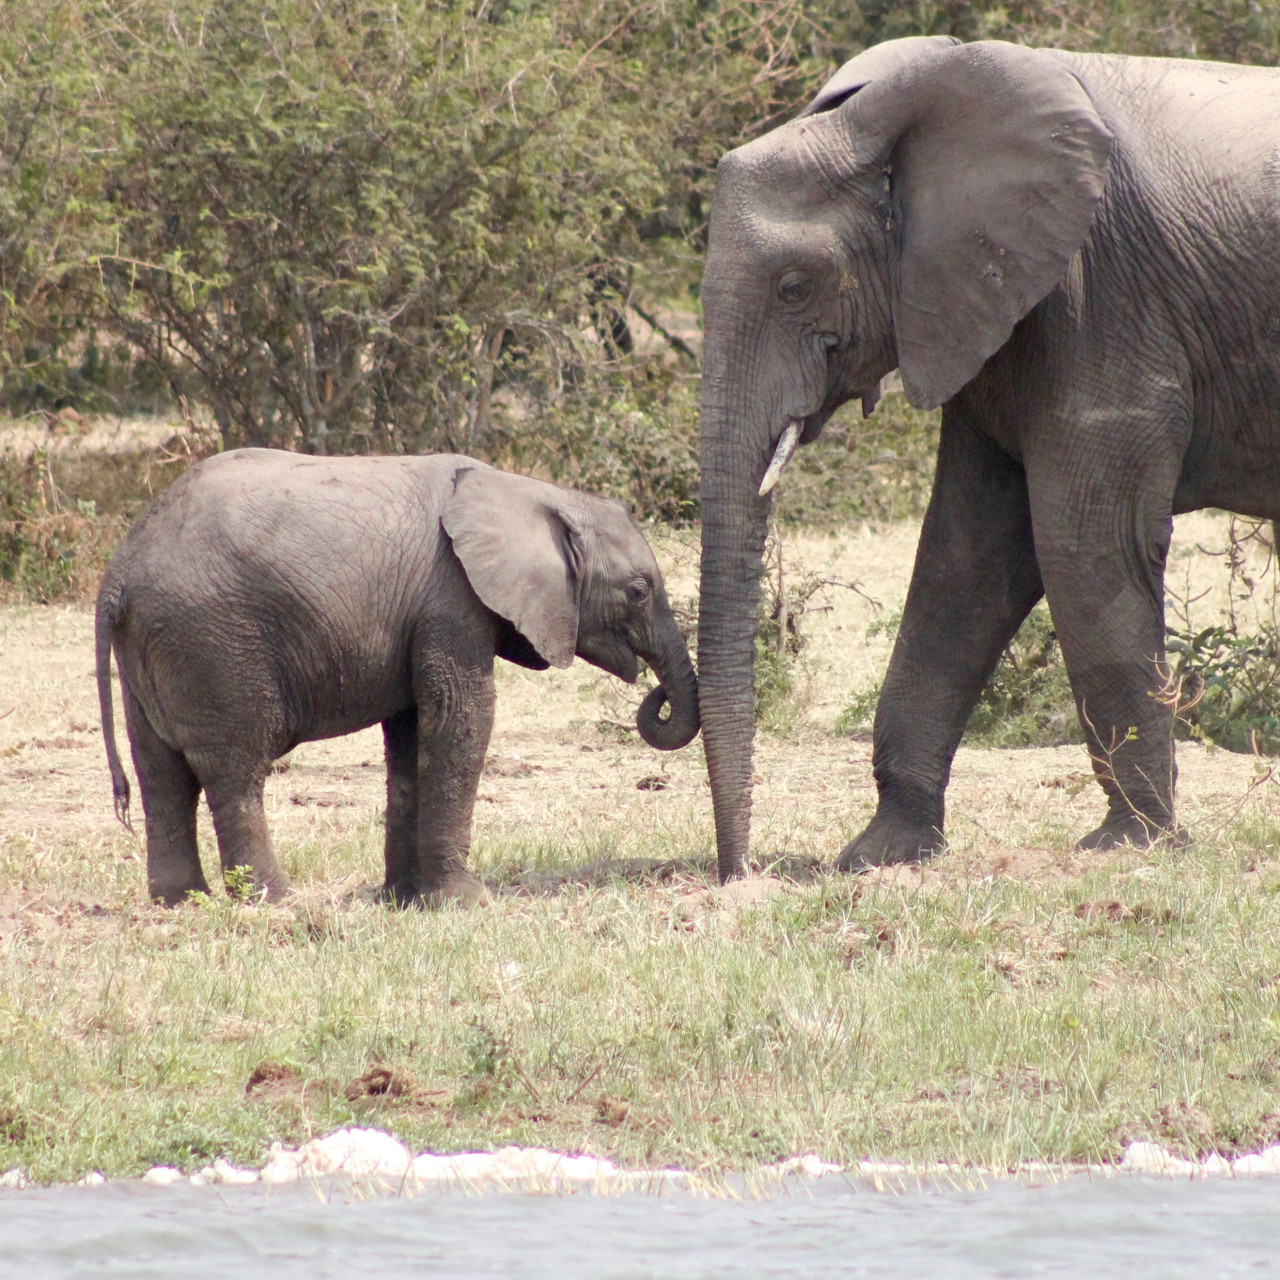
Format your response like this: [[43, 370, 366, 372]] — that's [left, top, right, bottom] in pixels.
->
[[95, 578, 132, 831]]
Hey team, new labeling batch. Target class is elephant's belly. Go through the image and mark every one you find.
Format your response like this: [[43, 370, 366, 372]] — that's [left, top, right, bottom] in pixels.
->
[[1175, 437, 1280, 520], [294, 683, 412, 746], [283, 647, 414, 747], [1174, 390, 1280, 519]]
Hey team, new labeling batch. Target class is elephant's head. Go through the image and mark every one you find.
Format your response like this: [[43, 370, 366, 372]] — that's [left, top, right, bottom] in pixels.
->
[[444, 466, 699, 751], [698, 37, 1113, 879]]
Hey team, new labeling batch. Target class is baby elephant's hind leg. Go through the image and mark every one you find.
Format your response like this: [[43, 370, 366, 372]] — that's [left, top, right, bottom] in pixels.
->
[[123, 691, 208, 905], [203, 772, 290, 901]]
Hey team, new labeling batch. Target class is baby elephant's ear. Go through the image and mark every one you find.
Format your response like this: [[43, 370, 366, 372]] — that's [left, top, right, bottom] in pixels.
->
[[442, 468, 582, 668]]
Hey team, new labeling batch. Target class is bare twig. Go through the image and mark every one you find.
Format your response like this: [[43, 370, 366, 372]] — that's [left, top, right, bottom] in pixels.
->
[[629, 301, 698, 362]]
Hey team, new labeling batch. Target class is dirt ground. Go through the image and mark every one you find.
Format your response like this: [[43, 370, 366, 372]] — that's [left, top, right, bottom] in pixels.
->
[[2, 490, 1276, 899]]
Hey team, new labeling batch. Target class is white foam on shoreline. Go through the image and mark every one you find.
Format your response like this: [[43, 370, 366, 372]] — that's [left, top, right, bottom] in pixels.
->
[[7, 1131, 1280, 1193]]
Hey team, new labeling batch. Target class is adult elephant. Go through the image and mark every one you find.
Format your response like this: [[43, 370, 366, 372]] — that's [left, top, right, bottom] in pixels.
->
[[697, 35, 1280, 881]]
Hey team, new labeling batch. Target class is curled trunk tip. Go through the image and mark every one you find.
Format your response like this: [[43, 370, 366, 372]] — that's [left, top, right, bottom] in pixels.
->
[[636, 684, 700, 751]]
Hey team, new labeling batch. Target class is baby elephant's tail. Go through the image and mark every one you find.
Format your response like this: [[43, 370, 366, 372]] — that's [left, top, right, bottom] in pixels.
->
[[95, 580, 132, 830]]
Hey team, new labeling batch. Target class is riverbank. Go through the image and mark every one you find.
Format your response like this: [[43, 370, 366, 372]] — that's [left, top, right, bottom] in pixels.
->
[[10, 1123, 1280, 1196], [5, 512, 1280, 1183]]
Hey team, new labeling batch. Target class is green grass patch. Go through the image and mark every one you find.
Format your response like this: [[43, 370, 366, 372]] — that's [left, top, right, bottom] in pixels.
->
[[3, 814, 1280, 1182]]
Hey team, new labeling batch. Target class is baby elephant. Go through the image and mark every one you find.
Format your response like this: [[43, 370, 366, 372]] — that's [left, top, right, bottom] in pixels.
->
[[96, 449, 699, 905]]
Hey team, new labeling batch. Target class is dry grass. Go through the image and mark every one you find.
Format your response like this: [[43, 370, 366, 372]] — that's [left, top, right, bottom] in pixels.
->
[[3, 509, 1280, 1183]]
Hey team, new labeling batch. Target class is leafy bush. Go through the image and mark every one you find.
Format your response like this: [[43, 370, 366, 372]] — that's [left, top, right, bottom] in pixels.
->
[[963, 605, 1080, 748], [0, 8, 117, 411], [1168, 623, 1280, 755], [837, 603, 1081, 747], [494, 362, 701, 525], [0, 451, 127, 603]]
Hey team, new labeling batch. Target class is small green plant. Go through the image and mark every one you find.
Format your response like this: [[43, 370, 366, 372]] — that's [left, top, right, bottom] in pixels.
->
[[463, 1019, 517, 1086], [223, 865, 255, 903]]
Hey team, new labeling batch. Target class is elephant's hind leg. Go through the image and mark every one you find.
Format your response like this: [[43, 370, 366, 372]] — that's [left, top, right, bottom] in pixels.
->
[[124, 691, 208, 905], [203, 771, 290, 902], [838, 409, 1044, 871], [379, 706, 420, 905], [1026, 428, 1183, 851]]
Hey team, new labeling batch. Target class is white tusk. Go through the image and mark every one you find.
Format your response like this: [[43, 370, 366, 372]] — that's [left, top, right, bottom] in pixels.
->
[[758, 421, 801, 496]]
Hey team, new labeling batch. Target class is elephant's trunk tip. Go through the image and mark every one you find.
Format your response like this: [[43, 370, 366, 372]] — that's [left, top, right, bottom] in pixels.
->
[[636, 684, 700, 751]]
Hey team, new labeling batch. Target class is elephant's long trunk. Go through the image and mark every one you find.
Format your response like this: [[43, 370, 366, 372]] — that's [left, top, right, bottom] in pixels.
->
[[635, 608, 700, 751], [697, 384, 771, 882]]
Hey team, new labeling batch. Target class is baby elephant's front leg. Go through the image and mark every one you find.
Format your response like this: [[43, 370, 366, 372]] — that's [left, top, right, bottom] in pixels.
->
[[412, 666, 495, 907]]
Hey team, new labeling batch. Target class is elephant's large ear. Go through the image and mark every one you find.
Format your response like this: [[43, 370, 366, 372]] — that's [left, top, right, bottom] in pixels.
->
[[443, 467, 582, 668], [800, 35, 960, 116], [837, 40, 1113, 410]]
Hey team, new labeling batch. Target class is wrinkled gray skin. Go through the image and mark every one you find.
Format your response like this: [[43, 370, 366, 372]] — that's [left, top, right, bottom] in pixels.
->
[[97, 450, 699, 905], [699, 35, 1280, 880]]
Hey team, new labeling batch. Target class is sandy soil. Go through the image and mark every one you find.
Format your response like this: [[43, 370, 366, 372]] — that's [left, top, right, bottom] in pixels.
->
[[2, 507, 1276, 897]]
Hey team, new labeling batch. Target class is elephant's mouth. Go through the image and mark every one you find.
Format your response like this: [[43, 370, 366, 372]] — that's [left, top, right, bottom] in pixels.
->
[[758, 420, 802, 495], [757, 388, 881, 496], [757, 406, 839, 496]]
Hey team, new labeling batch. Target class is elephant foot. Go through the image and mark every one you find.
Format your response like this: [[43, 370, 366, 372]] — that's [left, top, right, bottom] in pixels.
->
[[149, 876, 212, 907], [423, 871, 488, 909], [376, 881, 421, 909], [256, 875, 292, 904], [378, 872, 488, 909], [835, 815, 945, 873], [1077, 814, 1188, 852]]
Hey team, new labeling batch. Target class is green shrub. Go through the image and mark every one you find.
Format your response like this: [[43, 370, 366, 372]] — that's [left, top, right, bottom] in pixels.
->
[[964, 605, 1081, 748], [837, 603, 1081, 748], [1168, 622, 1280, 755], [0, 451, 127, 603], [495, 361, 700, 525]]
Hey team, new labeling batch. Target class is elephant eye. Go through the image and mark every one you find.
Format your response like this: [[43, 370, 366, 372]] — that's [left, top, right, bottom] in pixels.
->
[[626, 577, 651, 604], [776, 270, 812, 304]]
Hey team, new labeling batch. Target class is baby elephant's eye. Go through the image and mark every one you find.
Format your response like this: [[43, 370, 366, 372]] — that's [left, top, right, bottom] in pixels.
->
[[626, 578, 651, 604], [776, 270, 812, 304]]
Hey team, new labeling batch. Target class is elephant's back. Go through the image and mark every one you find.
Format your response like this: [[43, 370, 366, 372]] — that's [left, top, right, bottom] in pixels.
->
[[125, 449, 485, 570], [112, 448, 480, 651], [1053, 48, 1280, 164], [109, 450, 483, 746]]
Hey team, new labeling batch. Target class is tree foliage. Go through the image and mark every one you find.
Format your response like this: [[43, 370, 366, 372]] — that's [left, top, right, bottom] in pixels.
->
[[1, 2, 1277, 507]]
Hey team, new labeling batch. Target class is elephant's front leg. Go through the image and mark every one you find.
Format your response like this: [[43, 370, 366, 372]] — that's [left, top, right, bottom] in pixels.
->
[[412, 660, 495, 907], [839, 410, 1044, 870], [379, 706, 420, 904], [1027, 449, 1181, 849]]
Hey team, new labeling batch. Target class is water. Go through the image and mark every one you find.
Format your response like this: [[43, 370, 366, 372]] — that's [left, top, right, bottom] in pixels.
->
[[3, 1174, 1280, 1278]]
